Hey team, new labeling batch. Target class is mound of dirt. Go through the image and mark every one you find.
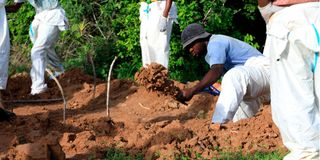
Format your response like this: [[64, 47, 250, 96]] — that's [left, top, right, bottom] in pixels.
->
[[0, 68, 286, 159], [134, 63, 181, 96], [1, 68, 96, 101]]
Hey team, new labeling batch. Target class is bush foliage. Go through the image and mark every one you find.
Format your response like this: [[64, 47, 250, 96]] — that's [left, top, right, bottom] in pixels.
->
[[7, 0, 266, 82]]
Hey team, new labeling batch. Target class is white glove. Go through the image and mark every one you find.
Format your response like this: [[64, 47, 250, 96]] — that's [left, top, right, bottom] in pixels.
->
[[159, 15, 168, 32]]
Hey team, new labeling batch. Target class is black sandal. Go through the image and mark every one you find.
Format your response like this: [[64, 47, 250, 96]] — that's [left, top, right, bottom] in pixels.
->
[[0, 108, 16, 122]]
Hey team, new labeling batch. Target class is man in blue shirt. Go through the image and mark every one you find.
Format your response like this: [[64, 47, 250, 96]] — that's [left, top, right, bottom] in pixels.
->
[[177, 23, 270, 124]]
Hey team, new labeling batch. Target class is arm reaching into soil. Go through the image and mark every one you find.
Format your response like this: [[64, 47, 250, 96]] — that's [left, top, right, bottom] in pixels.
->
[[177, 64, 224, 102]]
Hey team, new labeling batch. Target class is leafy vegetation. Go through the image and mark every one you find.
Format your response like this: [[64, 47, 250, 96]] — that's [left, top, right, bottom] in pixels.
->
[[7, 0, 266, 82], [178, 151, 284, 160], [97, 148, 284, 160]]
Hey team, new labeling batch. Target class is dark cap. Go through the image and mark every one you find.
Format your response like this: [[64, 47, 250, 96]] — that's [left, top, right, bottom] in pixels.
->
[[181, 23, 211, 49]]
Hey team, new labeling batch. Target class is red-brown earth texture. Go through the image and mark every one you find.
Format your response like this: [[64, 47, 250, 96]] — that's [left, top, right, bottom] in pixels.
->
[[0, 65, 287, 159]]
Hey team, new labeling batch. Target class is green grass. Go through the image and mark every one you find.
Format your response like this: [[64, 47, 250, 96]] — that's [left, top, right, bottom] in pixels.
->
[[97, 148, 285, 160], [214, 151, 284, 160], [177, 152, 284, 160], [93, 148, 143, 160]]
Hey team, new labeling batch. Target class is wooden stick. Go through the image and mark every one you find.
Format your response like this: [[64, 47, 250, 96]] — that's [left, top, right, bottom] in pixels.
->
[[46, 68, 68, 124], [106, 56, 118, 117], [138, 103, 150, 110], [87, 53, 96, 99]]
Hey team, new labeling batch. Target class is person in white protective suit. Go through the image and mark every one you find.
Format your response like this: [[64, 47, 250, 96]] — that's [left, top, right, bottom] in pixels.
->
[[19, 0, 68, 95], [139, 0, 178, 69], [0, 0, 23, 122], [176, 23, 270, 123], [258, 0, 320, 159], [0, 0, 22, 90]]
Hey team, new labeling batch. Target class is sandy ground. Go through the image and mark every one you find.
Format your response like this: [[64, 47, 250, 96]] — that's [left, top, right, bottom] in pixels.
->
[[0, 65, 286, 159]]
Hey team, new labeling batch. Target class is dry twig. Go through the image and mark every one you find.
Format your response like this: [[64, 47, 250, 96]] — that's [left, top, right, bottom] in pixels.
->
[[87, 53, 96, 99], [46, 68, 67, 123], [138, 103, 150, 110], [106, 56, 118, 117]]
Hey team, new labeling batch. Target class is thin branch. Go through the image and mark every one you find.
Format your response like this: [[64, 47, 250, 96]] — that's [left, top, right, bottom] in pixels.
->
[[46, 68, 68, 124], [92, 10, 107, 39], [87, 53, 96, 99], [106, 56, 118, 117]]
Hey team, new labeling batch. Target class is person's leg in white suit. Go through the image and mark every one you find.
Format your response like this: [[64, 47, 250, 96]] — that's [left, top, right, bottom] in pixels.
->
[[47, 44, 64, 72], [268, 38, 320, 160], [139, 1, 177, 69], [30, 23, 60, 95], [263, 3, 320, 159], [0, 8, 10, 90], [212, 59, 270, 123]]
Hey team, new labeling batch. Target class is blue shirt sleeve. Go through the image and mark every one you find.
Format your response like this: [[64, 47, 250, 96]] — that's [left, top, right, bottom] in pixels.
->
[[205, 35, 262, 72], [205, 37, 229, 67]]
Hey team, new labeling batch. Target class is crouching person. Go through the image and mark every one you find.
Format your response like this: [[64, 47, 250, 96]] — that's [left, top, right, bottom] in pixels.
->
[[177, 23, 270, 124]]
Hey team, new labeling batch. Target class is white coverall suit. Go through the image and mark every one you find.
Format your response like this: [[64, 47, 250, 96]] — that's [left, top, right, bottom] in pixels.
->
[[260, 2, 320, 160], [139, 0, 177, 68], [0, 0, 23, 90], [24, 0, 68, 95], [212, 56, 270, 123]]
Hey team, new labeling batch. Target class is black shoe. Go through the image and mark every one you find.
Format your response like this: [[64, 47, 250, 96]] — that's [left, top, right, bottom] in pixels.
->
[[0, 108, 16, 122]]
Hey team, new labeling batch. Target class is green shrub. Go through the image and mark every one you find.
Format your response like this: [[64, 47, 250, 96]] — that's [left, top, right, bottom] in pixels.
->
[[8, 0, 265, 81]]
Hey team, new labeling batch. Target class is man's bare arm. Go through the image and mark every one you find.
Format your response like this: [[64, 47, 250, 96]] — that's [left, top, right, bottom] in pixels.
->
[[191, 64, 224, 94], [163, 0, 172, 18], [176, 64, 224, 102], [258, 0, 271, 7]]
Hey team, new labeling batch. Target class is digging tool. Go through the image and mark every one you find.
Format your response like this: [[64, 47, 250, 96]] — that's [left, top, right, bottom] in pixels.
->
[[106, 56, 118, 125], [45, 68, 67, 124], [174, 89, 189, 105]]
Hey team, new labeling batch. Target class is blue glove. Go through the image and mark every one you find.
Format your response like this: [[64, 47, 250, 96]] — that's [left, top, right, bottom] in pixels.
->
[[202, 85, 220, 96]]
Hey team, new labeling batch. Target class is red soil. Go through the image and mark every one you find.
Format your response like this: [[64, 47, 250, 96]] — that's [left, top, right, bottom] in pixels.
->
[[0, 67, 286, 159]]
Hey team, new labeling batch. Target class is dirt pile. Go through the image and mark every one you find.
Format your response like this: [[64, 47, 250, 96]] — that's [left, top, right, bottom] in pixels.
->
[[1, 68, 96, 101], [134, 63, 181, 96], [0, 68, 286, 159]]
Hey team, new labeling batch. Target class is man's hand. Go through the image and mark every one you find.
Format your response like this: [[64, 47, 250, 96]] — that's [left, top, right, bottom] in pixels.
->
[[159, 15, 168, 32], [175, 88, 194, 103], [182, 88, 194, 101]]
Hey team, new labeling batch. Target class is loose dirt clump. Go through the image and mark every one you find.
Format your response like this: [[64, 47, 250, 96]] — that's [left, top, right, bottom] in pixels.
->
[[0, 68, 286, 159], [134, 63, 181, 96]]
